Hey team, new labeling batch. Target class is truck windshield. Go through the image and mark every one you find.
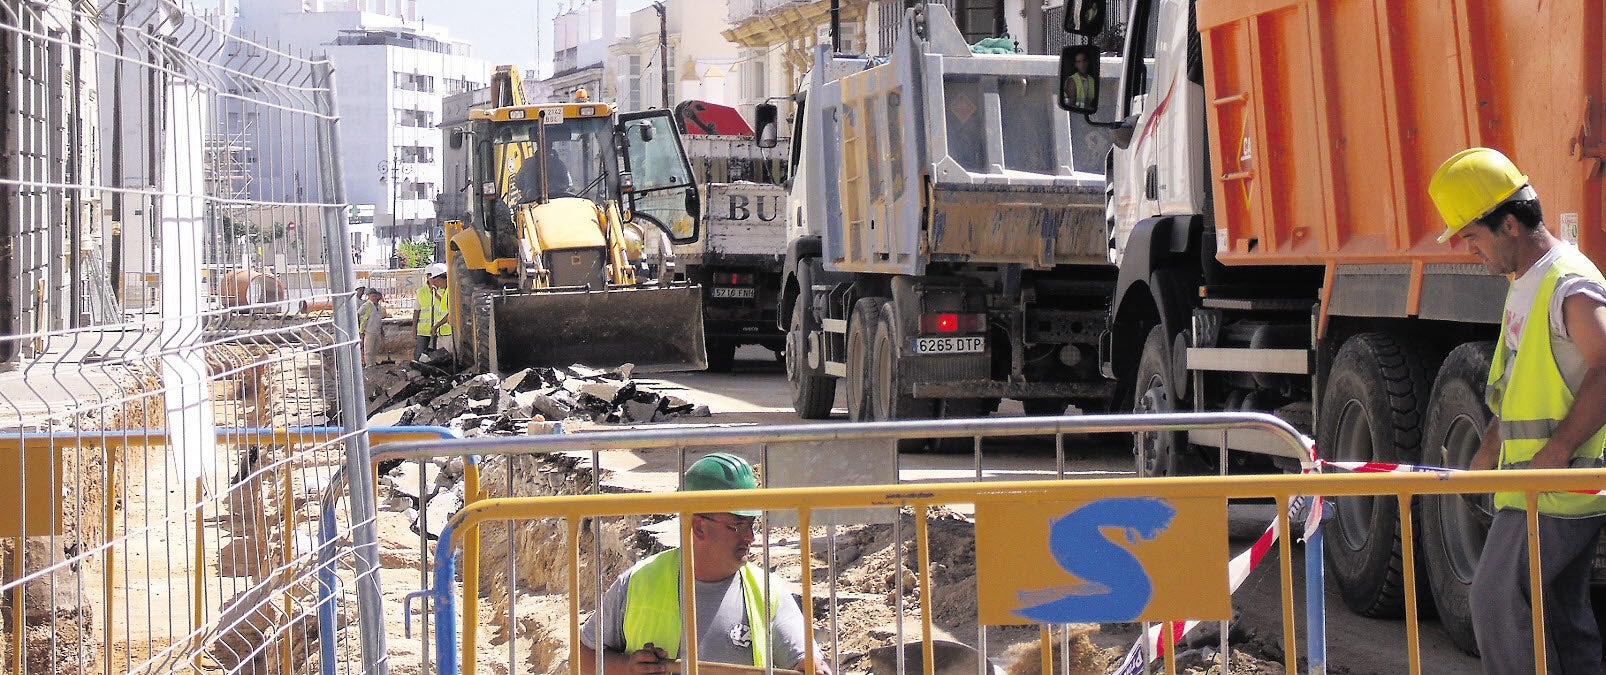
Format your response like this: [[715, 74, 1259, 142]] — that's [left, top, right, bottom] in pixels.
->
[[493, 116, 613, 206]]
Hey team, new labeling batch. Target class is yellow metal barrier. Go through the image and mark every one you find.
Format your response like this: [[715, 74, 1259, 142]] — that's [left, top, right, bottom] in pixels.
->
[[372, 415, 1604, 675], [429, 470, 1602, 675]]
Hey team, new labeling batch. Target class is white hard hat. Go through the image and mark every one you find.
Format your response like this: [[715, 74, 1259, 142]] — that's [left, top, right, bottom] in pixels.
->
[[425, 262, 448, 278]]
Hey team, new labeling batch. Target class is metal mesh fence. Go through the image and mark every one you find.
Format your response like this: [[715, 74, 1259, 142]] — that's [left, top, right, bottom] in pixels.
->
[[0, 2, 383, 673]]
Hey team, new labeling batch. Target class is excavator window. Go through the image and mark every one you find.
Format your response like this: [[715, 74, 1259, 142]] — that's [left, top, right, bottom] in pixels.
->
[[493, 117, 614, 206]]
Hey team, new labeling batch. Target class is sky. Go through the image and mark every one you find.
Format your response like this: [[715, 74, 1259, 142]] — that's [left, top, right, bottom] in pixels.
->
[[413, 0, 656, 79]]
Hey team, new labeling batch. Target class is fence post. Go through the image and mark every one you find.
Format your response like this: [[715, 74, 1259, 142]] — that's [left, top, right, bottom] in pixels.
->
[[312, 57, 389, 674]]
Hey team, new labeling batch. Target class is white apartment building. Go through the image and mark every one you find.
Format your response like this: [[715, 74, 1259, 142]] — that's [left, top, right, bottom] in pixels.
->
[[723, 0, 1038, 115], [544, 0, 632, 103], [607, 0, 739, 113], [227, 0, 488, 266]]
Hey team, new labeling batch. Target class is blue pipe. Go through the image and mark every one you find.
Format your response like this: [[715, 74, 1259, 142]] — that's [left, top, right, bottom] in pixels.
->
[[433, 523, 462, 675], [319, 502, 340, 671], [315, 425, 462, 675], [1304, 511, 1327, 674]]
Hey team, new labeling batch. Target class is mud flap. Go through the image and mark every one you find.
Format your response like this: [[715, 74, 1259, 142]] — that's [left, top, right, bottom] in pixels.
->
[[489, 285, 708, 373]]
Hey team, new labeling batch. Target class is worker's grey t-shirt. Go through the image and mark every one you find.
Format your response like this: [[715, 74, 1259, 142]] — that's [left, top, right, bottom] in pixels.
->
[[578, 563, 813, 669]]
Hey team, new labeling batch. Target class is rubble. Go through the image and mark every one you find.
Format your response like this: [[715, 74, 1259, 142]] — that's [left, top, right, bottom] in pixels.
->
[[363, 361, 711, 434], [364, 358, 712, 541]]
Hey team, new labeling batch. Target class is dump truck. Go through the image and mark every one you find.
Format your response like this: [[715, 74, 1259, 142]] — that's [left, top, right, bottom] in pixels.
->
[[673, 102, 790, 372], [443, 67, 707, 374], [765, 4, 1118, 444], [1065, 0, 1605, 653]]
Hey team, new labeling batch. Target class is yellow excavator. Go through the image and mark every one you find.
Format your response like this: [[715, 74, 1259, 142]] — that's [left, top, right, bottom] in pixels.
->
[[444, 66, 706, 373]]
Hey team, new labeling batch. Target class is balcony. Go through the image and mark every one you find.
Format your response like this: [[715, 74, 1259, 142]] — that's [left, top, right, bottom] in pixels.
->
[[727, 0, 809, 25]]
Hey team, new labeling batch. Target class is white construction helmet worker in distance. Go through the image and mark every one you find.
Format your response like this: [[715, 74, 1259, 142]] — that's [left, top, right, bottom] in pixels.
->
[[425, 262, 448, 278], [1428, 147, 1538, 243]]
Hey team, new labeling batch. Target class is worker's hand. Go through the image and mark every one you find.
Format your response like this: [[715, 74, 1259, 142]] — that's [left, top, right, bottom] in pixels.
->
[[625, 643, 670, 675], [1528, 441, 1573, 470]]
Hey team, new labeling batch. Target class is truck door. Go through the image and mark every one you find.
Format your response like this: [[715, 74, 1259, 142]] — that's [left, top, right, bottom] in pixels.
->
[[619, 110, 701, 245], [1109, 0, 1178, 265]]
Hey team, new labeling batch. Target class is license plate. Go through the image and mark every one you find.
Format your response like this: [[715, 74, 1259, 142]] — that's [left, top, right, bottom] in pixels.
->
[[710, 287, 756, 299], [913, 336, 985, 354]]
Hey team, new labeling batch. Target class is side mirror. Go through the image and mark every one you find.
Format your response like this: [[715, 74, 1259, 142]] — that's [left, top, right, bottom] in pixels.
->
[[685, 188, 700, 219], [754, 103, 779, 149], [449, 128, 465, 150], [1063, 0, 1106, 37], [1057, 45, 1101, 115]]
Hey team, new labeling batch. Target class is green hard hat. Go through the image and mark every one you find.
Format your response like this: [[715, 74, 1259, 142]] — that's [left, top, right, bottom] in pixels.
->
[[685, 452, 760, 517]]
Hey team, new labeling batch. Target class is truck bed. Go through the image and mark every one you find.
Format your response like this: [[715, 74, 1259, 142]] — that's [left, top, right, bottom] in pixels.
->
[[1200, 0, 1604, 267], [810, 5, 1111, 275]]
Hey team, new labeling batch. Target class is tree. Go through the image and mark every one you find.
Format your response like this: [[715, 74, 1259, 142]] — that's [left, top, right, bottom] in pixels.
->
[[397, 239, 434, 268]]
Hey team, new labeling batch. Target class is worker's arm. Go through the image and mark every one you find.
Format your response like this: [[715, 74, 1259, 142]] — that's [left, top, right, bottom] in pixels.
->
[[578, 642, 670, 675], [1469, 416, 1502, 471], [1529, 293, 1606, 469]]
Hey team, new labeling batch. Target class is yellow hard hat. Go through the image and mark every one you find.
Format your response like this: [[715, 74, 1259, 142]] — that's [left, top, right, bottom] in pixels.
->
[[1428, 147, 1536, 242]]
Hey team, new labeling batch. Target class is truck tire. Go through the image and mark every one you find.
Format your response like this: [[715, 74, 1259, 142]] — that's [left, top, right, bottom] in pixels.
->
[[450, 247, 493, 371], [706, 339, 737, 373], [471, 288, 495, 373], [787, 301, 836, 419], [1420, 341, 1495, 656], [1133, 325, 1189, 477], [872, 301, 933, 422], [1320, 332, 1431, 619], [873, 301, 937, 451], [844, 298, 884, 422]]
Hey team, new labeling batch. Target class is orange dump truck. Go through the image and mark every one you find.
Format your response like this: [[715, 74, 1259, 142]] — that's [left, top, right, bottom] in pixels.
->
[[1064, 0, 1604, 653]]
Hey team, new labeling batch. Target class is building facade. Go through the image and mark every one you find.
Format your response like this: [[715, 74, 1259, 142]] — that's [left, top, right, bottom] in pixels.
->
[[607, 0, 739, 113], [227, 0, 488, 266]]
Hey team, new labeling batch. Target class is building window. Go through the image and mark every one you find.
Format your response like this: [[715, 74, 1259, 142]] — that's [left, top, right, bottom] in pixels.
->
[[952, 0, 1004, 43], [394, 109, 434, 127], [398, 146, 434, 163], [394, 71, 436, 92], [625, 54, 642, 111]]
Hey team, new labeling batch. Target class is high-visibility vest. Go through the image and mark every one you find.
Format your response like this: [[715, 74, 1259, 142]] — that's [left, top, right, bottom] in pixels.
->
[[415, 286, 452, 336], [358, 300, 377, 332], [1487, 246, 1606, 515], [1071, 73, 1095, 107], [620, 549, 778, 667]]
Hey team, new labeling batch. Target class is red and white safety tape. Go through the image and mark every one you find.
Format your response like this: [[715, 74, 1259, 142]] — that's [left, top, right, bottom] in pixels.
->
[[1110, 491, 1318, 675]]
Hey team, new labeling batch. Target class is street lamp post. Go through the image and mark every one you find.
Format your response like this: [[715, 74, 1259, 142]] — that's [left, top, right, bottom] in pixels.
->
[[653, 2, 669, 108], [379, 154, 414, 268]]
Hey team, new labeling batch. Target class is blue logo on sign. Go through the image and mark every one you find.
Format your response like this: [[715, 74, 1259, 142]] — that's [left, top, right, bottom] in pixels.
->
[[1014, 496, 1177, 623]]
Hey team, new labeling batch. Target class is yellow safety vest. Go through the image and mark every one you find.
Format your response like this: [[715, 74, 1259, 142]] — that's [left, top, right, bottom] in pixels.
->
[[415, 286, 452, 336], [1071, 73, 1095, 107], [1487, 247, 1606, 515], [620, 549, 778, 667]]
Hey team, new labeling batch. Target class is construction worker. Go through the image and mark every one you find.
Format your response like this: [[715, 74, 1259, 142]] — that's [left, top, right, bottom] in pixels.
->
[[1429, 147, 1606, 674], [358, 288, 386, 365], [578, 453, 830, 675], [413, 263, 452, 360], [1064, 50, 1097, 110]]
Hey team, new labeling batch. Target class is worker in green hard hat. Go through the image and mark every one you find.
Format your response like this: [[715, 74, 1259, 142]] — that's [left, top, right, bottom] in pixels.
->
[[579, 453, 830, 675]]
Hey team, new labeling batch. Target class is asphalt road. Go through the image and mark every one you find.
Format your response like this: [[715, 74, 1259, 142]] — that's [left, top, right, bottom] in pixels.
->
[[650, 345, 1484, 674]]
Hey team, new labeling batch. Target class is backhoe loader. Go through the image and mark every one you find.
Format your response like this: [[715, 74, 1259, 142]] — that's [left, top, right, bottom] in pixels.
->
[[444, 66, 706, 373]]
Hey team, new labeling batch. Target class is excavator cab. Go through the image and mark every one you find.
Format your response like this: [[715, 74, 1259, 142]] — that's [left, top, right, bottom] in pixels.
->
[[446, 87, 707, 375]]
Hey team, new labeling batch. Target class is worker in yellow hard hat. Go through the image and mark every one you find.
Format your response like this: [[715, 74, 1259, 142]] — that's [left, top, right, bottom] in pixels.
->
[[1429, 147, 1606, 672], [577, 453, 830, 675]]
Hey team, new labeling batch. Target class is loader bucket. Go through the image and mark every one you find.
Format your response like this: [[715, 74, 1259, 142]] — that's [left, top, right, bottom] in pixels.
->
[[488, 285, 708, 374]]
